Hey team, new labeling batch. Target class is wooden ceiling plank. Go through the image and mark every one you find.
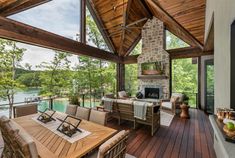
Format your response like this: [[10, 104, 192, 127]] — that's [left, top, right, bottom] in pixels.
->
[[0, 16, 121, 63], [145, 0, 204, 50]]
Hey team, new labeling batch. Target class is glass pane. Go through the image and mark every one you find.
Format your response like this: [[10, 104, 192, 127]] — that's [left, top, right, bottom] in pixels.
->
[[129, 40, 142, 55], [86, 7, 110, 51], [206, 63, 214, 113], [8, 0, 81, 41], [172, 58, 198, 107], [125, 64, 138, 96], [166, 30, 189, 50]]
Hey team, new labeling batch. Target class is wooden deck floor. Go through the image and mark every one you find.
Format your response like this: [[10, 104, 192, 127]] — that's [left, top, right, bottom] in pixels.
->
[[107, 109, 216, 158], [0, 109, 216, 158]]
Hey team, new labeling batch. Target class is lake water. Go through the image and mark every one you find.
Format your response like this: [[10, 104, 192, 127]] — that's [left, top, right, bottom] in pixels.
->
[[0, 88, 100, 116]]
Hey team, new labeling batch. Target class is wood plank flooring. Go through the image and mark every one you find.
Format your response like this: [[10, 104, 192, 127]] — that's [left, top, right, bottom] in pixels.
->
[[0, 109, 216, 158], [107, 109, 216, 158]]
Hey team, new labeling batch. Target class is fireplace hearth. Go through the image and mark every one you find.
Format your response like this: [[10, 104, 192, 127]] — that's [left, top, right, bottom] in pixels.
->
[[145, 88, 160, 99]]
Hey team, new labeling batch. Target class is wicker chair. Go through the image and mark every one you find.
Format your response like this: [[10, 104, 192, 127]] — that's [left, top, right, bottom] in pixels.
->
[[88, 130, 130, 158], [161, 93, 184, 114], [75, 106, 91, 120], [13, 103, 38, 118], [89, 109, 107, 126]]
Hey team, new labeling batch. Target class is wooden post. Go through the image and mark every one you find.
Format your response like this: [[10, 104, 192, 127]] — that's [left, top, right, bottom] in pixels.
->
[[116, 63, 125, 95], [198, 56, 201, 109], [80, 0, 86, 43]]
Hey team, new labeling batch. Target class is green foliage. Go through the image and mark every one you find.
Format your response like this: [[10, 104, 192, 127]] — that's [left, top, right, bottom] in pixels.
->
[[37, 51, 72, 97], [172, 58, 198, 107], [125, 64, 138, 96], [0, 39, 25, 118], [130, 40, 142, 55]]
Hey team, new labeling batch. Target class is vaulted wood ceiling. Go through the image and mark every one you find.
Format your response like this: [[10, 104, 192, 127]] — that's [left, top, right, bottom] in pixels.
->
[[88, 0, 206, 56], [0, 0, 208, 58]]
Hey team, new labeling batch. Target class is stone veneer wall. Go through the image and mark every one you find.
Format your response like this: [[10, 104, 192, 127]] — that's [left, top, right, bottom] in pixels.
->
[[137, 17, 170, 99]]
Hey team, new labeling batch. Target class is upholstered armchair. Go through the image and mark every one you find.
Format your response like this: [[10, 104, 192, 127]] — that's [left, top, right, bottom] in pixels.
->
[[161, 93, 184, 114]]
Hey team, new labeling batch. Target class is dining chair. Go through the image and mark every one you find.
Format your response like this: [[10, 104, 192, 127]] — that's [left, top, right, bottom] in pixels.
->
[[75, 106, 91, 120], [0, 116, 39, 158], [14, 103, 38, 118], [65, 104, 78, 116], [89, 109, 107, 126], [88, 130, 131, 158]]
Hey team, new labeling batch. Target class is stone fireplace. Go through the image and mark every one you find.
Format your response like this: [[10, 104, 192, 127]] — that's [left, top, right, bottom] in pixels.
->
[[138, 17, 170, 99]]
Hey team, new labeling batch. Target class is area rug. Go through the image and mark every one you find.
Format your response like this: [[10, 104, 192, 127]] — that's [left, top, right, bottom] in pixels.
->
[[160, 111, 174, 127]]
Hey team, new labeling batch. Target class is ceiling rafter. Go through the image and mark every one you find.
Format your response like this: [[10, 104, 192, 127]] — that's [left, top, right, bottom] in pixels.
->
[[145, 0, 204, 50], [119, 0, 132, 55]]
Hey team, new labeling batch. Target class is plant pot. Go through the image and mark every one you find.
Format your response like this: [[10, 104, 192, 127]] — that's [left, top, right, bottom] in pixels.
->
[[142, 70, 161, 75]]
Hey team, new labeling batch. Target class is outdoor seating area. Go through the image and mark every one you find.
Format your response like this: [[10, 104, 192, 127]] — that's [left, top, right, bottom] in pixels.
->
[[1, 0, 235, 158]]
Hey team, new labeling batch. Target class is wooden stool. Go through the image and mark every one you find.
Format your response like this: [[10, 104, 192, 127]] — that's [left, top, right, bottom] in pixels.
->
[[180, 104, 190, 119]]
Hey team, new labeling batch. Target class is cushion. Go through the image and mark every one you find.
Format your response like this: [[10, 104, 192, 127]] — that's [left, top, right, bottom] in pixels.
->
[[162, 102, 173, 109], [98, 130, 129, 158], [89, 109, 107, 126], [170, 96, 179, 103], [14, 103, 38, 117], [65, 104, 78, 116], [14, 128, 38, 158], [75, 106, 90, 120], [116, 99, 133, 105], [118, 91, 128, 98], [171, 93, 184, 102]]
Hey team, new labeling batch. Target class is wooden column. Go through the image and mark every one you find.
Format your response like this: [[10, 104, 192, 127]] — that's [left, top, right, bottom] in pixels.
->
[[198, 57, 201, 109], [80, 0, 86, 43], [116, 63, 125, 94], [169, 56, 172, 97]]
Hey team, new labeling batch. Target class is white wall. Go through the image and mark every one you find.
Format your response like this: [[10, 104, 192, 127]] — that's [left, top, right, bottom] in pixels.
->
[[205, 0, 235, 112]]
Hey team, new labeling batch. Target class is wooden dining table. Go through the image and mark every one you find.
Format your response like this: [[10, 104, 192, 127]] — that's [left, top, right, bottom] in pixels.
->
[[13, 113, 117, 158]]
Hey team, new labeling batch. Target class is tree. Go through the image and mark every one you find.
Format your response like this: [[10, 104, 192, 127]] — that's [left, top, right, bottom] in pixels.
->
[[38, 51, 71, 96], [166, 31, 189, 49], [0, 39, 25, 118]]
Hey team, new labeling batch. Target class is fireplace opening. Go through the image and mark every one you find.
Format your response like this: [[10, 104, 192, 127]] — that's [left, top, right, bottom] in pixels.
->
[[145, 88, 160, 99]]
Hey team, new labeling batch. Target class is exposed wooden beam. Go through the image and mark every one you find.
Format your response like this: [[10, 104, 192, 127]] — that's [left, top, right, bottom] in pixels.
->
[[168, 47, 213, 59], [86, 0, 116, 53], [125, 35, 141, 56], [123, 55, 139, 64], [80, 0, 86, 43], [137, 0, 152, 18], [145, 0, 204, 50], [0, 0, 50, 17], [119, 0, 132, 55], [116, 63, 125, 92], [0, 16, 121, 63]]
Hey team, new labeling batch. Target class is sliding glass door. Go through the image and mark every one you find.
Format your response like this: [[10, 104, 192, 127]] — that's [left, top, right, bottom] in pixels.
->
[[205, 59, 214, 114]]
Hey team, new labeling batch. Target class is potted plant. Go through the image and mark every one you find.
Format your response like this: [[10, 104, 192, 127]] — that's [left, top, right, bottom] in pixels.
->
[[68, 93, 80, 106], [182, 93, 189, 105]]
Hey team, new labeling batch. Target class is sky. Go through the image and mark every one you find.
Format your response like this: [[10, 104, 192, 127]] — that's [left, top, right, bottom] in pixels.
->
[[8, 0, 81, 70]]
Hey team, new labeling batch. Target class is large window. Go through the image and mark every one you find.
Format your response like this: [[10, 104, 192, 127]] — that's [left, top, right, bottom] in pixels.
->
[[172, 58, 198, 107], [86, 7, 110, 51], [8, 0, 81, 41], [166, 30, 189, 50]]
